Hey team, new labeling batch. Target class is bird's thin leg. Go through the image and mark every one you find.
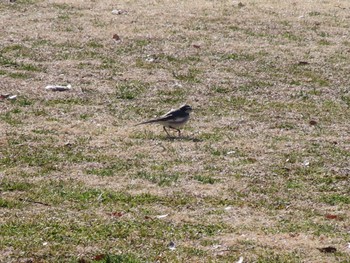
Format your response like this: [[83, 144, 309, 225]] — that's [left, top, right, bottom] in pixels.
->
[[168, 126, 181, 137], [176, 128, 181, 137], [163, 126, 171, 136]]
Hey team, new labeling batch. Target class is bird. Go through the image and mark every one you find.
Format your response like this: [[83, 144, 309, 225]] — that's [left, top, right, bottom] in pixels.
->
[[136, 104, 193, 136]]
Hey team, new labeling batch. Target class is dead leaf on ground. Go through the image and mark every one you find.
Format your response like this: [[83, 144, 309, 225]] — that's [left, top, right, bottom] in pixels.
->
[[317, 246, 337, 253], [113, 34, 121, 41], [93, 254, 106, 260], [309, 120, 317, 126], [107, 211, 123, 217], [0, 94, 17, 100], [325, 214, 342, 220], [0, 94, 10, 99]]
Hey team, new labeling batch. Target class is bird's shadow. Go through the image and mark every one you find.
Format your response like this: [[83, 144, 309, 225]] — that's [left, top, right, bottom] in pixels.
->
[[164, 136, 202, 142]]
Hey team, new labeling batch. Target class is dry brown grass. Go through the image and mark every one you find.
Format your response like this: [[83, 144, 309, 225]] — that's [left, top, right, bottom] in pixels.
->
[[1, 0, 350, 262]]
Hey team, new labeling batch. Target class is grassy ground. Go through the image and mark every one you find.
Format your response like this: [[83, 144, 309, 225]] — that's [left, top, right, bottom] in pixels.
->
[[1, 0, 350, 262]]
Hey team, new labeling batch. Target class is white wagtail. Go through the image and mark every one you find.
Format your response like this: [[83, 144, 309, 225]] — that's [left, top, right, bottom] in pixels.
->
[[136, 104, 193, 136]]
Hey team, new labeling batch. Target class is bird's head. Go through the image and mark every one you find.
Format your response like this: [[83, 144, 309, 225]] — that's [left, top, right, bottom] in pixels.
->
[[180, 104, 193, 113]]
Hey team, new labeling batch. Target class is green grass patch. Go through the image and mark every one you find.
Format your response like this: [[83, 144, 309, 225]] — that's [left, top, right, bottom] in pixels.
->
[[0, 110, 23, 126], [156, 87, 187, 103], [221, 52, 255, 61], [1, 180, 33, 192], [8, 72, 32, 79], [193, 175, 219, 184], [0, 198, 21, 209], [321, 194, 350, 205], [135, 171, 179, 186], [116, 81, 148, 100], [87, 254, 141, 263], [85, 160, 132, 177], [0, 55, 41, 72]]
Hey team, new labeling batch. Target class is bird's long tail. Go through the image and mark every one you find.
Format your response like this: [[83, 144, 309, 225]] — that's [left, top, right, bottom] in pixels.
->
[[134, 119, 160, 126]]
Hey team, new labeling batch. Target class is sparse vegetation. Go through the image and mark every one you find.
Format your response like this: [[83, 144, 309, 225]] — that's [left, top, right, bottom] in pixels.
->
[[1, 0, 350, 262]]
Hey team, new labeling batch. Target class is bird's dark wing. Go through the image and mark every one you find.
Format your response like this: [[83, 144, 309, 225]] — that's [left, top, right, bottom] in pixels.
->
[[135, 114, 176, 126], [163, 109, 187, 118], [135, 107, 188, 126], [162, 108, 177, 117]]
